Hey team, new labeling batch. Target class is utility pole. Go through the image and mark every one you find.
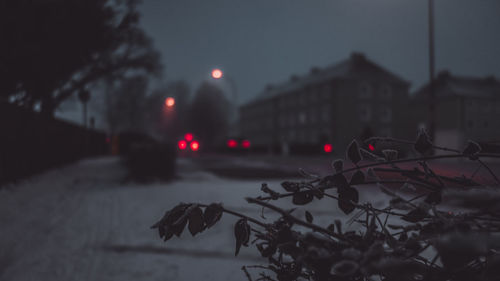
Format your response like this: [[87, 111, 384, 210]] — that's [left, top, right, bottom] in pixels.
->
[[428, 0, 436, 141]]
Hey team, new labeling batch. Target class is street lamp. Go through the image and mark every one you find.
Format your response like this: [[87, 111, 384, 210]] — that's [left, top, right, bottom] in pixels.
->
[[211, 68, 223, 79], [428, 0, 436, 141], [165, 97, 175, 108], [210, 68, 239, 134]]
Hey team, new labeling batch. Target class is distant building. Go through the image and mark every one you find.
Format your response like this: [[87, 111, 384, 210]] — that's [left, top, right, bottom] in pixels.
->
[[239, 52, 411, 154], [411, 71, 500, 151]]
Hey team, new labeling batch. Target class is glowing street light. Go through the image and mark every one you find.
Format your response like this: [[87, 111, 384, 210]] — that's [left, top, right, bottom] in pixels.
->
[[165, 97, 175, 108], [211, 68, 223, 79]]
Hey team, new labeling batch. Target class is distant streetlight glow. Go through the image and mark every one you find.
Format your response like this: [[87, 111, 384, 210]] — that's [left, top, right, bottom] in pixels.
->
[[211, 68, 223, 79], [165, 97, 175, 107]]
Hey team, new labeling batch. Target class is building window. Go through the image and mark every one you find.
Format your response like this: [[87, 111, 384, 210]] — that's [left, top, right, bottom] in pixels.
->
[[288, 114, 296, 127], [309, 109, 317, 124], [358, 82, 372, 99], [379, 127, 392, 137], [483, 101, 492, 113], [298, 112, 307, 124], [380, 84, 392, 99], [358, 104, 372, 122], [322, 84, 332, 99], [322, 105, 331, 122], [467, 120, 474, 128], [379, 106, 392, 123], [279, 115, 286, 128]]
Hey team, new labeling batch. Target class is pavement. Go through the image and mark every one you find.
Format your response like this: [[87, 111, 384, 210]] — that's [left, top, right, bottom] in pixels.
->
[[0, 156, 362, 281], [1, 153, 499, 281]]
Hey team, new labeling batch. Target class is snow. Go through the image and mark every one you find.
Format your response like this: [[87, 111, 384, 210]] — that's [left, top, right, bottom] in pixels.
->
[[0, 156, 395, 281]]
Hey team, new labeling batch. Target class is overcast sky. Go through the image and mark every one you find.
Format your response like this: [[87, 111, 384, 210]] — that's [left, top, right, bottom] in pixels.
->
[[138, 0, 500, 104]]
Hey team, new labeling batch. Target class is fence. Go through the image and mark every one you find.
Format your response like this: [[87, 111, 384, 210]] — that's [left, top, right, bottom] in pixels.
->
[[0, 102, 108, 185]]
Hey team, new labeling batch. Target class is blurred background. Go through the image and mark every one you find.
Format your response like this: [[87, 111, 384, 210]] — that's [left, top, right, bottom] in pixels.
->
[[1, 0, 500, 280]]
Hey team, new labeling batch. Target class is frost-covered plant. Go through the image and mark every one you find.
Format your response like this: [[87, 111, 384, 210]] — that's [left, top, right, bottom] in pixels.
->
[[152, 129, 500, 281]]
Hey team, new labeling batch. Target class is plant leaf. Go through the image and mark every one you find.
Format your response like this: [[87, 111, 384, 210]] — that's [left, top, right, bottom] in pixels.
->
[[281, 181, 300, 192], [338, 187, 359, 214], [234, 218, 250, 256], [292, 191, 314, 205], [414, 129, 433, 155], [424, 191, 442, 205], [305, 211, 313, 223], [188, 207, 204, 236], [332, 159, 344, 173], [350, 170, 365, 185], [346, 140, 362, 164], [402, 209, 428, 223], [382, 149, 398, 161], [462, 140, 481, 158], [203, 203, 223, 229]]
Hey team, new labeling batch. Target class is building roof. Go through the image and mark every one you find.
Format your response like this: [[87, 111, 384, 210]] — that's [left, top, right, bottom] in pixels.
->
[[245, 52, 410, 106], [413, 71, 500, 100]]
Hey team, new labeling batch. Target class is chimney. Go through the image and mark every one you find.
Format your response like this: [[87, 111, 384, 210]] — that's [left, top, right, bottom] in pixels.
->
[[310, 67, 321, 75], [350, 52, 366, 62]]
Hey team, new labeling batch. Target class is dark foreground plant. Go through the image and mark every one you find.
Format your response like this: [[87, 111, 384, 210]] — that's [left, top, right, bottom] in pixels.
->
[[152, 129, 500, 281]]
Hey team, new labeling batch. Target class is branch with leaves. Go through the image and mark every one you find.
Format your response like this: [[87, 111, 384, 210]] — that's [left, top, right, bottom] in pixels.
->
[[152, 130, 500, 281]]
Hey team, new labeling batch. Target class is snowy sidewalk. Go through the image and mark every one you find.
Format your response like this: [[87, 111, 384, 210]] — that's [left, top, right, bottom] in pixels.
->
[[0, 156, 388, 281]]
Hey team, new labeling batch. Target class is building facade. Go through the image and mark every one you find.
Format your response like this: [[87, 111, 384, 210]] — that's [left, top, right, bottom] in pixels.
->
[[239, 53, 411, 154], [411, 71, 500, 151]]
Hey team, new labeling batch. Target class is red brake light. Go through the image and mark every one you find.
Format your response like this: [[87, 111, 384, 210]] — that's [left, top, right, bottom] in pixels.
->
[[227, 139, 238, 148], [190, 141, 200, 151], [178, 140, 187, 150], [368, 143, 375, 151], [185, 133, 193, 142], [324, 143, 333, 153], [241, 140, 251, 149]]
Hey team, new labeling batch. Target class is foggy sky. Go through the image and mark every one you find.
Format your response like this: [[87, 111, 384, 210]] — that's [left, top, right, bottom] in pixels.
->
[[139, 0, 500, 104]]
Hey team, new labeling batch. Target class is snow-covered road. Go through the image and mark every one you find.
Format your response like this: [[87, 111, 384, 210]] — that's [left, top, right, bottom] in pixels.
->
[[0, 156, 391, 281]]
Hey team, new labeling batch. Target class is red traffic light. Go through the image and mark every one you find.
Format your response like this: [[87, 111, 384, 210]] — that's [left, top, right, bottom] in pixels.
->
[[178, 140, 187, 150], [324, 143, 333, 153], [368, 143, 375, 151], [241, 140, 251, 149], [190, 141, 200, 151], [227, 139, 238, 148]]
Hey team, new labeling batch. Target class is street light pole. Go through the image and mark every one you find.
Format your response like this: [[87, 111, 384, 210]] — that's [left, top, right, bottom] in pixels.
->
[[428, 0, 436, 141], [211, 69, 239, 133]]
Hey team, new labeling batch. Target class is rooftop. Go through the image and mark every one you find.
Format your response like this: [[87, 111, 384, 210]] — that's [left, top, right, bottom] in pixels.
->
[[245, 52, 410, 106], [413, 71, 500, 100]]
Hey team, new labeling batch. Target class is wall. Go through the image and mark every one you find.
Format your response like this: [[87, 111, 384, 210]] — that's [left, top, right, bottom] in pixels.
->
[[0, 103, 108, 184]]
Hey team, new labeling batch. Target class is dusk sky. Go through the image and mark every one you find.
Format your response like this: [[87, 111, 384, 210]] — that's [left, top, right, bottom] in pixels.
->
[[138, 0, 500, 104]]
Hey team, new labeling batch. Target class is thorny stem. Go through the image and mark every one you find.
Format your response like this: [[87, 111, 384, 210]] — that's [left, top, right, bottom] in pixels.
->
[[477, 158, 500, 185], [366, 136, 462, 153], [245, 197, 349, 242], [197, 203, 269, 229]]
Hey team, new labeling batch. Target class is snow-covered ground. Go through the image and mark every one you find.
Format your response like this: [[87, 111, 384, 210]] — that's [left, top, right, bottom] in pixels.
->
[[0, 156, 392, 281]]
